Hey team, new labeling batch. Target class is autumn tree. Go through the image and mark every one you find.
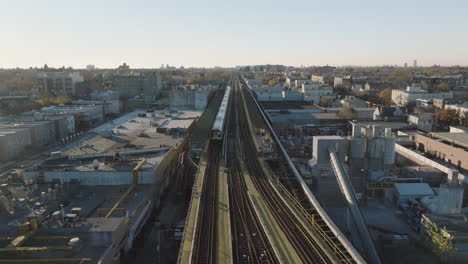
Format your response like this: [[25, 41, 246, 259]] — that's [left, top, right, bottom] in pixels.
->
[[267, 79, 278, 86], [204, 70, 230, 83], [187, 75, 201, 85], [6, 76, 33, 95], [378, 88, 392, 105], [337, 106, 357, 119], [319, 97, 332, 107], [436, 109, 459, 125], [35, 96, 73, 107]]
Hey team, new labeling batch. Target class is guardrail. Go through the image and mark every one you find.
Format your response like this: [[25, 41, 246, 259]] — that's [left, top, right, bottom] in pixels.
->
[[241, 74, 366, 264]]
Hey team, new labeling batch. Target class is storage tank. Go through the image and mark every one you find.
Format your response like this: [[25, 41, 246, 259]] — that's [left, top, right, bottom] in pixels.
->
[[384, 138, 395, 165], [348, 138, 365, 159]]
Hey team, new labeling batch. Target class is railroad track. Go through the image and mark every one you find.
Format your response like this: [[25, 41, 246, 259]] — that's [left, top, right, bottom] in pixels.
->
[[191, 142, 220, 264], [235, 74, 332, 264], [240, 76, 357, 264], [226, 78, 279, 264]]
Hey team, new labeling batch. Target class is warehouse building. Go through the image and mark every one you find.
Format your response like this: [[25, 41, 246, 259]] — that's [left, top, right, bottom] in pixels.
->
[[0, 128, 31, 161], [415, 132, 468, 171], [393, 183, 435, 206], [0, 120, 57, 146]]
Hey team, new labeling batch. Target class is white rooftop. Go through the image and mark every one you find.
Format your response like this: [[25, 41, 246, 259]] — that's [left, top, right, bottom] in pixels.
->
[[395, 183, 434, 196]]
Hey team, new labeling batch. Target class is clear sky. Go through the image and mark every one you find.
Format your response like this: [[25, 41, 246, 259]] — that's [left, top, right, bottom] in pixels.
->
[[1, 0, 467, 68]]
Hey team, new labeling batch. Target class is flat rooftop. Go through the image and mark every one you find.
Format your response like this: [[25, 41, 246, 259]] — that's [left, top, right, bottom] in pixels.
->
[[352, 121, 410, 129], [34, 151, 165, 172], [431, 132, 468, 149], [0, 183, 152, 262], [63, 109, 200, 156]]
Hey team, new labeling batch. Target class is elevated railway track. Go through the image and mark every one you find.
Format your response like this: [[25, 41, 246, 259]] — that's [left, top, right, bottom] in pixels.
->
[[181, 73, 368, 264]]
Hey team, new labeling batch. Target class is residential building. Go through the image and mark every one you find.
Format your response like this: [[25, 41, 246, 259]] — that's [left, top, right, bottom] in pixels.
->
[[117, 62, 131, 75], [301, 82, 334, 104], [433, 98, 452, 109], [373, 106, 407, 121], [340, 96, 368, 108], [411, 74, 468, 87], [391, 85, 453, 106], [91, 90, 120, 101], [351, 84, 364, 94], [170, 84, 214, 109], [285, 77, 308, 88], [408, 113, 436, 132], [445, 104, 468, 119], [311, 75, 334, 84], [36, 72, 84, 96], [111, 71, 162, 101], [334, 76, 353, 88], [282, 90, 304, 101]]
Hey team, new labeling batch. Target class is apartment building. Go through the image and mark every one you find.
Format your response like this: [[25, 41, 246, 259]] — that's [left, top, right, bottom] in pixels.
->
[[36, 72, 84, 96], [391, 85, 453, 106], [301, 82, 334, 104]]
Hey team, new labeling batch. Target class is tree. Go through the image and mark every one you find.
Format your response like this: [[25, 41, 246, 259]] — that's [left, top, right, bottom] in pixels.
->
[[187, 75, 201, 85], [267, 79, 278, 86], [35, 96, 73, 107], [319, 97, 332, 107], [54, 96, 73, 105], [436, 109, 459, 125], [6, 76, 33, 95], [437, 82, 450, 92], [378, 88, 392, 105], [204, 70, 230, 83], [413, 107, 428, 114], [337, 106, 357, 119]]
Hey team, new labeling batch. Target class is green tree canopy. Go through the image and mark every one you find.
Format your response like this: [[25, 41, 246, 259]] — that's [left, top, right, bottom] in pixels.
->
[[437, 82, 450, 92]]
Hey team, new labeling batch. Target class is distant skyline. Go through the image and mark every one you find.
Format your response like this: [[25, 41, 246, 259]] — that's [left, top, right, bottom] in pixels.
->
[[1, 0, 467, 68]]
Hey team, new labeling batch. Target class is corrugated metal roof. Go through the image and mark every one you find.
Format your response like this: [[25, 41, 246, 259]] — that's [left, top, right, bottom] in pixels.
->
[[395, 183, 434, 196]]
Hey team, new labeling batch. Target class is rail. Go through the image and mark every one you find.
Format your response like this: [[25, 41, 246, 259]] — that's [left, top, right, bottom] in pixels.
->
[[241, 74, 366, 264]]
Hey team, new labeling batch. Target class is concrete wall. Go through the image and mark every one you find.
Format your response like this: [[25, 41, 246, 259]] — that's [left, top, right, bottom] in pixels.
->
[[395, 143, 467, 183], [0, 129, 31, 161], [415, 134, 468, 171]]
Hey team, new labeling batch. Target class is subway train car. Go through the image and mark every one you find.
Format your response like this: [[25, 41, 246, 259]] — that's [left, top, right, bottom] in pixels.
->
[[211, 86, 231, 140]]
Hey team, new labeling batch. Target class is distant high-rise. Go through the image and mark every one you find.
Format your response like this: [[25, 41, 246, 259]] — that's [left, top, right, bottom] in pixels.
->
[[86, 65, 95, 71], [413, 60, 417, 67], [404, 62, 408, 68]]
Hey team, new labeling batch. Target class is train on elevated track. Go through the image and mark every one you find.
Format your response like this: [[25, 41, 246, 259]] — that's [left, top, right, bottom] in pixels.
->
[[211, 85, 231, 140]]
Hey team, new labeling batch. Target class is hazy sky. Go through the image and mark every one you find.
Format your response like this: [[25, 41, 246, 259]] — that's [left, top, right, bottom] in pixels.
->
[[1, 0, 467, 68]]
